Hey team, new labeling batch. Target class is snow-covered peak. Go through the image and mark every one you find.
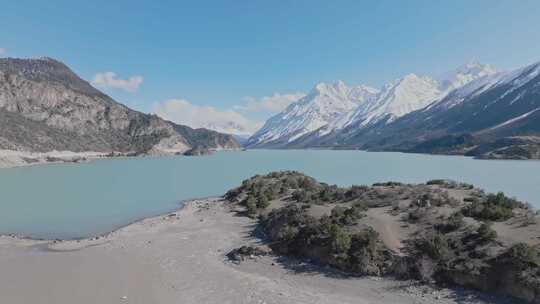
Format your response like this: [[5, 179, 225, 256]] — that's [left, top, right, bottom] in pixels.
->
[[371, 73, 441, 119], [430, 61, 539, 111], [311, 80, 350, 98], [248, 81, 378, 146], [249, 61, 511, 147], [349, 84, 380, 102], [320, 74, 441, 134], [437, 61, 497, 92]]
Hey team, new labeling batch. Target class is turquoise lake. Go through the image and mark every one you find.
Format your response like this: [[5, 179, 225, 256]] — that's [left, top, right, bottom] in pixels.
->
[[0, 150, 539, 239]]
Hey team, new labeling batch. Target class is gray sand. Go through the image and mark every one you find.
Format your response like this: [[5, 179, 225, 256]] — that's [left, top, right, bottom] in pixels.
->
[[0, 198, 509, 304]]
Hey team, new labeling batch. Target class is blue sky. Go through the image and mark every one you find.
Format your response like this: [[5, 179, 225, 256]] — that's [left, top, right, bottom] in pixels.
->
[[1, 0, 540, 133]]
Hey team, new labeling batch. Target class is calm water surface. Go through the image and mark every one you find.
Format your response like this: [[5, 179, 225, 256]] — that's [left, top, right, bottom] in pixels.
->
[[0, 150, 538, 239]]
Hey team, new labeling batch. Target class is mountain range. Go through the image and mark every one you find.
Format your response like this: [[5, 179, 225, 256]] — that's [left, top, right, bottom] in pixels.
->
[[247, 61, 540, 159], [0, 57, 239, 157], [2, 56, 538, 161]]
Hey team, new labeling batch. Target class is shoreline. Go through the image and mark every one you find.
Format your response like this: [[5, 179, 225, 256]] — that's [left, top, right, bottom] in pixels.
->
[[0, 196, 515, 303], [0, 147, 243, 169], [2, 147, 538, 170], [0, 197, 214, 244], [0, 149, 116, 169]]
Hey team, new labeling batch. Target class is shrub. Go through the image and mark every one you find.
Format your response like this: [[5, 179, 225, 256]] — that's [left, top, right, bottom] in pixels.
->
[[447, 212, 465, 230], [476, 222, 497, 243], [330, 204, 365, 225], [437, 212, 464, 232], [416, 233, 451, 261], [427, 179, 448, 185], [345, 185, 369, 199], [256, 194, 270, 209], [502, 243, 540, 267], [348, 228, 386, 275], [373, 181, 403, 187], [462, 192, 523, 221], [463, 196, 477, 203], [330, 206, 347, 218], [329, 224, 351, 253], [245, 196, 258, 215], [292, 189, 308, 202], [460, 183, 474, 190], [283, 176, 299, 189], [407, 208, 428, 223]]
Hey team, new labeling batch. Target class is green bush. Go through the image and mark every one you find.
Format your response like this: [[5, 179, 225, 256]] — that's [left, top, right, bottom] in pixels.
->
[[348, 228, 386, 275], [245, 196, 258, 215], [462, 192, 523, 221], [476, 222, 497, 243], [329, 224, 351, 253], [416, 233, 451, 261], [436, 212, 464, 232], [330, 204, 365, 225]]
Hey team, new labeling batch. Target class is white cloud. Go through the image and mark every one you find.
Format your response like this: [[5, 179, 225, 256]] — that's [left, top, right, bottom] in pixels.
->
[[0, 48, 6, 56], [152, 99, 263, 136], [91, 72, 143, 92], [235, 92, 305, 113]]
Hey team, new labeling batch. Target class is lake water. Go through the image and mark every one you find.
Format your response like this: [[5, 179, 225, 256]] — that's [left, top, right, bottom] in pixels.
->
[[0, 150, 539, 239]]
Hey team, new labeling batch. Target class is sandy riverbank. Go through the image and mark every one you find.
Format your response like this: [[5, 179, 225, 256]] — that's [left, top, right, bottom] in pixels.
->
[[0, 198, 512, 304], [0, 149, 110, 168]]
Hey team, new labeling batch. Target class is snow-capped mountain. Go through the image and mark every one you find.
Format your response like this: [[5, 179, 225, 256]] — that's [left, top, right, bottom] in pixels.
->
[[245, 59, 539, 158], [319, 74, 442, 136], [247, 81, 378, 147], [436, 61, 497, 93], [331, 60, 540, 159], [427, 62, 535, 112], [415, 60, 540, 136], [292, 62, 499, 142]]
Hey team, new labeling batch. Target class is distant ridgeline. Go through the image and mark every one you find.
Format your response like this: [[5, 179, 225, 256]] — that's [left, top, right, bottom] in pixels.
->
[[247, 61, 540, 160], [0, 57, 238, 156], [226, 171, 540, 303]]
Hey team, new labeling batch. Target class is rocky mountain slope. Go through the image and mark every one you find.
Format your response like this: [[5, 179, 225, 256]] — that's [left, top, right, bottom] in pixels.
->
[[246, 81, 378, 147], [248, 62, 496, 149], [0, 57, 238, 158], [341, 61, 540, 159], [316, 73, 444, 138], [247, 60, 540, 159]]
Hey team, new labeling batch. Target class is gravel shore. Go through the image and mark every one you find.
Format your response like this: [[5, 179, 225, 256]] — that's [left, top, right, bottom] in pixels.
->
[[0, 198, 513, 304]]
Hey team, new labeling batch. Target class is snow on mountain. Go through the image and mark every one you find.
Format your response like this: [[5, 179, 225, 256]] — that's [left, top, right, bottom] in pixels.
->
[[436, 62, 497, 92], [429, 61, 539, 111], [320, 63, 498, 136], [320, 74, 441, 135], [360, 74, 442, 124], [249, 61, 502, 147], [247, 81, 378, 146]]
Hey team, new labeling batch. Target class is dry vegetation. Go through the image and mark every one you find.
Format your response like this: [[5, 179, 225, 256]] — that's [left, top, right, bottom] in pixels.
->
[[225, 171, 540, 303]]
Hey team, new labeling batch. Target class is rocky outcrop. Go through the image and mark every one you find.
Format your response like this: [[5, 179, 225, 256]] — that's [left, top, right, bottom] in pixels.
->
[[0, 57, 239, 156]]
